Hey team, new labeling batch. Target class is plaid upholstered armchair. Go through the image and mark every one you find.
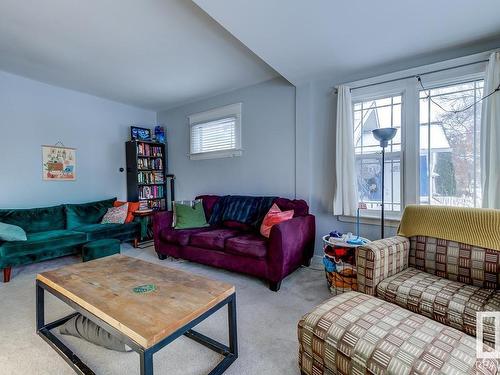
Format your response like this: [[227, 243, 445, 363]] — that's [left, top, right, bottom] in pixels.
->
[[356, 205, 500, 347]]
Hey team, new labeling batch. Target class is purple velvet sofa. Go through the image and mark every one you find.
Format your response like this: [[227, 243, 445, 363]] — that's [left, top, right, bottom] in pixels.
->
[[153, 195, 315, 291]]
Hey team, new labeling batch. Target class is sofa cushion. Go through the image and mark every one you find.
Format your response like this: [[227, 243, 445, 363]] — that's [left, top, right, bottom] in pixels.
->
[[222, 220, 254, 232], [298, 291, 498, 375], [225, 234, 267, 259], [0, 205, 65, 233], [74, 222, 139, 241], [160, 227, 211, 246], [0, 230, 87, 257], [65, 198, 117, 229], [377, 267, 500, 347], [190, 229, 240, 250], [409, 235, 500, 289], [0, 246, 77, 269]]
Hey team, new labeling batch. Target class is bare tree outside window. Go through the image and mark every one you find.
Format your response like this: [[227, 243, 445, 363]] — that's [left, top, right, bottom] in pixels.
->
[[419, 80, 483, 207]]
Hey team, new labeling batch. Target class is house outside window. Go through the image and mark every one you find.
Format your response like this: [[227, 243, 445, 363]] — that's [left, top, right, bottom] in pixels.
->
[[353, 95, 402, 212], [349, 62, 485, 217]]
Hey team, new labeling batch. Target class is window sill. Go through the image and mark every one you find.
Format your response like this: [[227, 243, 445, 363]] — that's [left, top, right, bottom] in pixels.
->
[[337, 213, 401, 227], [189, 149, 243, 160]]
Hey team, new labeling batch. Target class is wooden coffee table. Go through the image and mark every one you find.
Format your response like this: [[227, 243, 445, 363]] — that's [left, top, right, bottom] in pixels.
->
[[36, 255, 237, 375]]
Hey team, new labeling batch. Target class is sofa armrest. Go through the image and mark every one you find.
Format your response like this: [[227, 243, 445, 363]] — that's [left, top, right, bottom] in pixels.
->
[[152, 211, 173, 250], [356, 235, 410, 296], [267, 214, 315, 283]]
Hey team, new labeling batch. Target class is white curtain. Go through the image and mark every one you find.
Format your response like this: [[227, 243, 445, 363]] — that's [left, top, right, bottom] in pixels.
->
[[481, 51, 500, 209], [333, 85, 358, 216]]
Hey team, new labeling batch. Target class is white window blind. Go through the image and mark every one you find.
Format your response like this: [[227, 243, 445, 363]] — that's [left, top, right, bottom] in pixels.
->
[[188, 103, 242, 160], [191, 117, 236, 154]]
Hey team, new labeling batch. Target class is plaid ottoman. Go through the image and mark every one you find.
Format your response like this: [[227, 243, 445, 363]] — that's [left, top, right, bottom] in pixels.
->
[[298, 292, 498, 375]]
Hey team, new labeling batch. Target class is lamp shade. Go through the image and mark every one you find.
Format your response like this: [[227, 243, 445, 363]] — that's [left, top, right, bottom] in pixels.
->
[[372, 128, 397, 148]]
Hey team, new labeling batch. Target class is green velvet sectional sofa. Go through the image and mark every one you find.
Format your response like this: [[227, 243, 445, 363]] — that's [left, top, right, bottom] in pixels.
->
[[0, 198, 140, 282]]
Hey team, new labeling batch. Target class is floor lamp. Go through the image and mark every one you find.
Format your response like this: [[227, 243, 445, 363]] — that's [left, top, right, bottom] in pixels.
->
[[372, 128, 397, 239]]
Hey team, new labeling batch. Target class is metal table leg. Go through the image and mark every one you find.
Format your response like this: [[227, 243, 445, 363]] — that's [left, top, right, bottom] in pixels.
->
[[140, 350, 153, 375]]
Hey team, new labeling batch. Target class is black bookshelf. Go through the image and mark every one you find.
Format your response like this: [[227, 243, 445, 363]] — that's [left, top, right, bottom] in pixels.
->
[[126, 140, 168, 211]]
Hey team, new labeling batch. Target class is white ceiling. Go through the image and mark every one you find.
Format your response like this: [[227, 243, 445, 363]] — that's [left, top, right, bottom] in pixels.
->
[[2, 1, 500, 110], [0, 0, 277, 110], [194, 0, 500, 84]]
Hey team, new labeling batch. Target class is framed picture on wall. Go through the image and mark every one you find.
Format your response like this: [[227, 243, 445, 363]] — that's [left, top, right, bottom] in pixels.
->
[[130, 126, 152, 141], [42, 145, 76, 181]]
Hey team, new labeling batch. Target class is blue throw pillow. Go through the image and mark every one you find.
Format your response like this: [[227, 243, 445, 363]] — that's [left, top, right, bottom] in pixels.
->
[[0, 222, 27, 241]]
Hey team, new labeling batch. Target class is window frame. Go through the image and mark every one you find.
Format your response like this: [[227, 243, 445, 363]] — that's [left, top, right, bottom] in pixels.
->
[[344, 62, 486, 221], [188, 102, 243, 160], [351, 82, 410, 221]]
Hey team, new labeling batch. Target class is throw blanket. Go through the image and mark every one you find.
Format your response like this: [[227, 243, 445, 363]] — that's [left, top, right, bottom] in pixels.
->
[[209, 195, 277, 228], [398, 205, 500, 251]]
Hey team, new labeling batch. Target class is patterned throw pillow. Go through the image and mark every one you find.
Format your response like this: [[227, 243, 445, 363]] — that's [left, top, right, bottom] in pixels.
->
[[260, 203, 294, 238], [113, 201, 140, 223], [101, 203, 128, 224]]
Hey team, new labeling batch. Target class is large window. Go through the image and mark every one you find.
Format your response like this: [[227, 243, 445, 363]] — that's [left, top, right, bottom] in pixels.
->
[[350, 66, 484, 216], [188, 103, 242, 160], [419, 80, 483, 207], [354, 95, 402, 212]]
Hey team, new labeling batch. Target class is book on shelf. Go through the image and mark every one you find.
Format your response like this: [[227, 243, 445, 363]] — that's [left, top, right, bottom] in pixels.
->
[[137, 157, 163, 170], [138, 185, 164, 200], [138, 200, 164, 210], [137, 143, 162, 157], [137, 171, 164, 184]]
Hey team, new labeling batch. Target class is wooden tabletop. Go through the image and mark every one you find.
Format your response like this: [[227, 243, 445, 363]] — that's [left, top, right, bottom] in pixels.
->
[[37, 255, 235, 348]]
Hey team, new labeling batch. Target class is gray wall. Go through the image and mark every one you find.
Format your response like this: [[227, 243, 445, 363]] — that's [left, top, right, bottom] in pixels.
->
[[0, 71, 156, 208], [297, 79, 398, 251], [157, 77, 296, 200]]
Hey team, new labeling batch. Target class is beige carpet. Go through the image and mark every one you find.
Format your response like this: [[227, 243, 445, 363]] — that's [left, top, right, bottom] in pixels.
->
[[0, 244, 330, 375]]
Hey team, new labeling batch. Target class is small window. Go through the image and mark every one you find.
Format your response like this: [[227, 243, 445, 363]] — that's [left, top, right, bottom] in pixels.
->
[[188, 103, 242, 160]]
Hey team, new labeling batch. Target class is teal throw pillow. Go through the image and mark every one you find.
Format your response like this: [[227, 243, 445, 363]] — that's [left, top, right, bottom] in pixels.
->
[[174, 201, 209, 230], [0, 222, 27, 241]]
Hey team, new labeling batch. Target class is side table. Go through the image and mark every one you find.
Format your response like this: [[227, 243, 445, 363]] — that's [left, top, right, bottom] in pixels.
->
[[133, 210, 156, 248]]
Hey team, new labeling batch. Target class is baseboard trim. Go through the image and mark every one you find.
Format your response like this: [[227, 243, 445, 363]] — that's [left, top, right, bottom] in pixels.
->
[[311, 255, 323, 267]]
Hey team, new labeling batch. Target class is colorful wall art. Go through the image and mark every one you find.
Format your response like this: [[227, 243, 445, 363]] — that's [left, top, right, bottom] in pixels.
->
[[42, 145, 76, 181]]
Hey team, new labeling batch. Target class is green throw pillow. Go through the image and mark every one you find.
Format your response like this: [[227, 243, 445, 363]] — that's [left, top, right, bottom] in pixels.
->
[[174, 201, 209, 230], [0, 222, 27, 241]]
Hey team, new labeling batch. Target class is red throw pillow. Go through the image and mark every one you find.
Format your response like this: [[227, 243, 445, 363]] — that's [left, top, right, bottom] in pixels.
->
[[114, 201, 140, 223], [260, 203, 294, 238]]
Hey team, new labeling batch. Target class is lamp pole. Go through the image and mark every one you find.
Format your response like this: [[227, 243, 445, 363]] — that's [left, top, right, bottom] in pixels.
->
[[380, 147, 385, 239], [372, 127, 397, 240]]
